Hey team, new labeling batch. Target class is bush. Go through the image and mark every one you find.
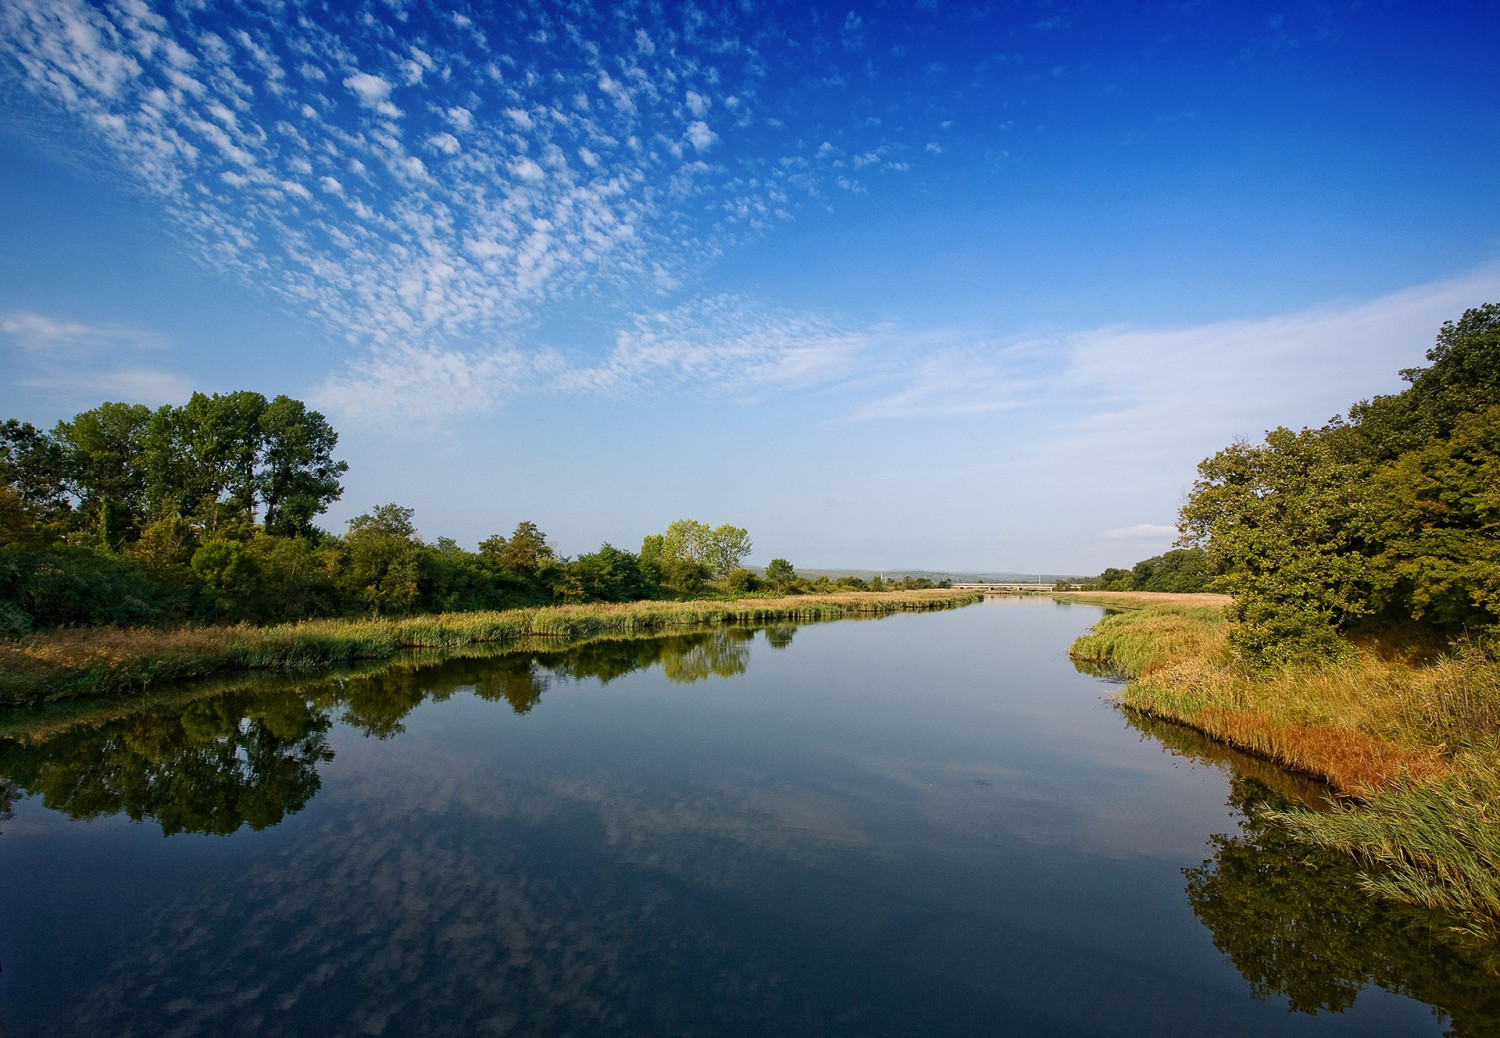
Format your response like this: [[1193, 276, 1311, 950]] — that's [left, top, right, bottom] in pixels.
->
[[723, 568, 760, 595]]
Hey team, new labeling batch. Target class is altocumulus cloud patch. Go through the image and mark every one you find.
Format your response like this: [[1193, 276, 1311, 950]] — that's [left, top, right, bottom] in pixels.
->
[[0, 0, 925, 417]]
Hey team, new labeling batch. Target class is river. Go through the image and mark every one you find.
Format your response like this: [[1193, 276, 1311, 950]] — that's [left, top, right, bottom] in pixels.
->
[[0, 596, 1493, 1036]]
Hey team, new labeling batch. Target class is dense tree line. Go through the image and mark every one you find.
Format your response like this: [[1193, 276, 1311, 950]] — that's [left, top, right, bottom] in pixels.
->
[[1090, 548, 1212, 594], [3, 392, 927, 634], [1177, 303, 1500, 663]]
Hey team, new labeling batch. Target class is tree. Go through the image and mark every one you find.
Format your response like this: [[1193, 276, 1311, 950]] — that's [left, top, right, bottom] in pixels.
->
[[1358, 405, 1500, 628], [723, 567, 759, 594], [480, 520, 554, 575], [765, 557, 797, 588], [704, 524, 752, 578], [1101, 548, 1212, 593], [54, 401, 154, 538], [257, 396, 347, 536], [0, 419, 70, 520], [1346, 303, 1500, 462], [343, 504, 424, 615], [662, 519, 711, 567], [479, 520, 561, 600], [653, 519, 752, 580], [1178, 303, 1500, 657], [645, 522, 712, 591], [191, 536, 260, 615], [1180, 428, 1373, 662], [143, 392, 346, 534], [568, 543, 651, 603]]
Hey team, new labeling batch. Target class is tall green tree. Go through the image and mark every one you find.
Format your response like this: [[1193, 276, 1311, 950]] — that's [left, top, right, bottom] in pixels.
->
[[654, 519, 753, 579], [342, 503, 424, 616], [258, 396, 347, 536], [0, 419, 70, 520], [1180, 427, 1374, 662], [1358, 405, 1500, 628], [143, 392, 346, 535], [705, 524, 752, 578], [478, 520, 561, 600], [1346, 303, 1500, 462], [54, 401, 153, 538], [765, 557, 797, 589]]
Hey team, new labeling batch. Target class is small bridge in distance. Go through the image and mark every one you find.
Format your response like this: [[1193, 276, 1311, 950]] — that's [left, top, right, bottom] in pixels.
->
[[950, 582, 1056, 594]]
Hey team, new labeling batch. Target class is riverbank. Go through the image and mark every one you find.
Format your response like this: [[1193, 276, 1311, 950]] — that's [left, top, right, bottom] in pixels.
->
[[0, 589, 981, 707], [1062, 591, 1500, 940]]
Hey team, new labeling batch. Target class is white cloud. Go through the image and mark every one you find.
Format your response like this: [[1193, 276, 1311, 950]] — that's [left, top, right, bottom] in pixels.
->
[[685, 120, 717, 151], [509, 156, 545, 181], [342, 70, 391, 108], [443, 105, 472, 131], [1, 310, 185, 407], [0, 0, 977, 423], [565, 295, 871, 396], [1034, 269, 1500, 484], [314, 342, 544, 422]]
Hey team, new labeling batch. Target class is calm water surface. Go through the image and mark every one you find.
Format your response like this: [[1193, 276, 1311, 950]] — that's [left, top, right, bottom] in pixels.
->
[[0, 597, 1494, 1036]]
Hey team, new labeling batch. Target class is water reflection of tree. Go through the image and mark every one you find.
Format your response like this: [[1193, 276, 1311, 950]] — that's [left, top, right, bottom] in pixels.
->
[[472, 658, 550, 715], [1181, 771, 1500, 1034], [660, 628, 753, 683], [763, 624, 796, 649], [0, 777, 16, 833], [538, 627, 756, 686], [0, 691, 332, 836], [0, 624, 787, 837]]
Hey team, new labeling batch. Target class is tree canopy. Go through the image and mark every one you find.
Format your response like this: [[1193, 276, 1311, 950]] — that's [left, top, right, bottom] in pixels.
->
[[1178, 303, 1500, 662]]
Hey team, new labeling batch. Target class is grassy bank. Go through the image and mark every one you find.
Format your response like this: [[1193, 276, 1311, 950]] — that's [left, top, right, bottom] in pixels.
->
[[1063, 591, 1500, 939], [0, 590, 980, 706]]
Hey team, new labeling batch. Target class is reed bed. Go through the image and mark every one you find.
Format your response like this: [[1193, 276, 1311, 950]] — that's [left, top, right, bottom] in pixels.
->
[[1065, 600, 1231, 680], [0, 590, 980, 706], [1274, 758, 1500, 939], [1068, 593, 1500, 936]]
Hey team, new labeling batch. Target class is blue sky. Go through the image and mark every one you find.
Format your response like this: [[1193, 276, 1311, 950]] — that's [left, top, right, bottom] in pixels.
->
[[1, 0, 1497, 573]]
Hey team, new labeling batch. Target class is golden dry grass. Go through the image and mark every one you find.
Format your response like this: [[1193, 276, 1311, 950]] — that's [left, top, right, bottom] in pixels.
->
[[1055, 590, 1233, 609]]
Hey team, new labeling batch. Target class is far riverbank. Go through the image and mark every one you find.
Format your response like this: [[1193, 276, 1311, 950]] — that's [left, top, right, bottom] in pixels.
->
[[0, 590, 981, 707]]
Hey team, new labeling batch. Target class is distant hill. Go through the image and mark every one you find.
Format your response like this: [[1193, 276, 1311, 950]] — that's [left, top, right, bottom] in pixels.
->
[[776, 568, 1087, 584]]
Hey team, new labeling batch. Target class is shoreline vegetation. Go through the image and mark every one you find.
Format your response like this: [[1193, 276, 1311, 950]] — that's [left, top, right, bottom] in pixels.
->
[[0, 589, 981, 708], [1062, 590, 1500, 942]]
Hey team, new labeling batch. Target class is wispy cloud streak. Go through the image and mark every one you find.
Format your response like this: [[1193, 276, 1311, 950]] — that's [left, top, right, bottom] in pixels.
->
[[1, 309, 185, 406]]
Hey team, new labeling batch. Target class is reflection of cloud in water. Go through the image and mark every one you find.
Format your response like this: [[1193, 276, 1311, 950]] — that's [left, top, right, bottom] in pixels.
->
[[43, 751, 879, 1037], [845, 745, 1238, 865]]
